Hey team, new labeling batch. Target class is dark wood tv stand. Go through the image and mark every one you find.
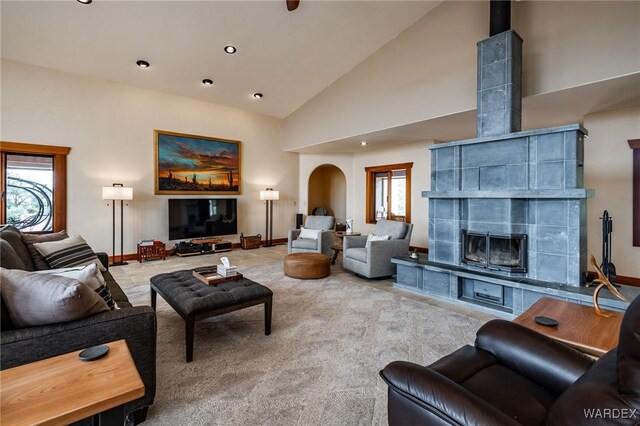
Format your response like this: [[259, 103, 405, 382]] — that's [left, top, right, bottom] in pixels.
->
[[175, 239, 232, 257], [191, 237, 222, 245]]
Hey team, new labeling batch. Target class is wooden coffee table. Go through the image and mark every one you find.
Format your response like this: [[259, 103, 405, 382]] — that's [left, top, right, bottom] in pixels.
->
[[1, 339, 144, 425], [513, 297, 623, 357]]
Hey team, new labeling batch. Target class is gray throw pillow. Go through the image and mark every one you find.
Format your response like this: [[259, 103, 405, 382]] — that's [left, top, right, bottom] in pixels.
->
[[34, 264, 116, 310], [0, 225, 35, 270], [22, 230, 69, 270], [0, 239, 26, 270], [0, 268, 109, 328], [32, 235, 106, 272]]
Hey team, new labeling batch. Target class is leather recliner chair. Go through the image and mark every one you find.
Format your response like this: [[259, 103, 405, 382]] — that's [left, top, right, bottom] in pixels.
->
[[380, 295, 640, 426]]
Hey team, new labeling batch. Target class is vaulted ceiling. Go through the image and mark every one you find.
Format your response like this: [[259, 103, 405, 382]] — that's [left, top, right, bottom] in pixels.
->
[[4, 1, 639, 154], [1, 1, 440, 119]]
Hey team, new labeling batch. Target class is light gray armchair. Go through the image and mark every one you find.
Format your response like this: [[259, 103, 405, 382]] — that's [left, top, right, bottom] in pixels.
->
[[343, 219, 413, 278], [288, 215, 335, 257]]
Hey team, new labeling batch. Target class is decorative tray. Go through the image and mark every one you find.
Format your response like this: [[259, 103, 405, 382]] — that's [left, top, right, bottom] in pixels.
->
[[192, 266, 243, 285]]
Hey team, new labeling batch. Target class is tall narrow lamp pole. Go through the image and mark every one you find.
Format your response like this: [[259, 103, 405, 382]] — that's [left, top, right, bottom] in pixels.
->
[[102, 183, 134, 266], [259, 188, 279, 247]]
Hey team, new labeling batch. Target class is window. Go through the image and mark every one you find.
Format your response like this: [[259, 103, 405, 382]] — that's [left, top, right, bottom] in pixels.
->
[[1, 142, 70, 232], [365, 162, 412, 224]]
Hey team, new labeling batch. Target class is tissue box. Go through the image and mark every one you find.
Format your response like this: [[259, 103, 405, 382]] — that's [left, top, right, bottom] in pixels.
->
[[217, 264, 238, 277]]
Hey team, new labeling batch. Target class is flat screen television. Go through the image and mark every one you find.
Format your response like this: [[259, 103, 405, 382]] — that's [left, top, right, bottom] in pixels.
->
[[168, 198, 237, 240]]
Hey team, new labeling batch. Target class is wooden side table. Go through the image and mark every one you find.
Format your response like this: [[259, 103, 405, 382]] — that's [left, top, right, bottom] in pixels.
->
[[513, 297, 623, 357], [1, 339, 144, 425], [331, 232, 361, 265], [138, 241, 166, 262]]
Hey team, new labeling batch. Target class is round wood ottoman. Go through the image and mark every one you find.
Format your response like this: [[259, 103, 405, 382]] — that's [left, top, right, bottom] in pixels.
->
[[284, 253, 331, 279]]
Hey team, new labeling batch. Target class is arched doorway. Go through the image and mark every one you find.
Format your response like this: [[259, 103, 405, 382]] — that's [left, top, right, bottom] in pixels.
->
[[307, 164, 346, 220]]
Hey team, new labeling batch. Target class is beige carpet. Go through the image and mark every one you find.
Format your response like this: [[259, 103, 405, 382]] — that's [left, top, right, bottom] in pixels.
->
[[111, 246, 494, 425]]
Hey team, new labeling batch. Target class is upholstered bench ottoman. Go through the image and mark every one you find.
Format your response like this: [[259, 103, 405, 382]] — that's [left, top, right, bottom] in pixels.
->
[[284, 253, 331, 279], [150, 270, 272, 362]]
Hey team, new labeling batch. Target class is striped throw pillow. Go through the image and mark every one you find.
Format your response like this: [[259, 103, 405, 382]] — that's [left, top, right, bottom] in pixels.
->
[[34, 264, 116, 310], [22, 230, 69, 270], [33, 235, 106, 272]]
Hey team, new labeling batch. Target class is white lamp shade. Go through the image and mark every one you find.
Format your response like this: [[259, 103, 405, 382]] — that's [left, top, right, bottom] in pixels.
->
[[102, 186, 134, 200], [259, 190, 279, 201]]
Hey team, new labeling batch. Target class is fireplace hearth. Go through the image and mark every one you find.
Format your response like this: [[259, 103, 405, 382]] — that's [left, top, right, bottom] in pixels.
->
[[462, 230, 527, 273]]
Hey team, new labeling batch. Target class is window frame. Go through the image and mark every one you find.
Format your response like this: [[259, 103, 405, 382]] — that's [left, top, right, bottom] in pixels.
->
[[365, 162, 413, 224], [1, 141, 71, 233]]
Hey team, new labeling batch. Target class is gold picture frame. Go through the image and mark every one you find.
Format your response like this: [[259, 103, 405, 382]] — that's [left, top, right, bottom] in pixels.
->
[[154, 130, 241, 195]]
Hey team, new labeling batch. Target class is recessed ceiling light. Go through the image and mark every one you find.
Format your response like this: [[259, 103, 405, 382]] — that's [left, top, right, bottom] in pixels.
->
[[253, 93, 263, 99], [136, 60, 150, 68], [360, 141, 367, 146], [77, 0, 92, 4], [202, 79, 213, 86], [224, 46, 237, 54]]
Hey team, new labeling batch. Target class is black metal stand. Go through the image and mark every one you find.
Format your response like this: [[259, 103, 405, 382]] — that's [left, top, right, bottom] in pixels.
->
[[600, 210, 616, 283], [109, 193, 127, 267], [264, 199, 274, 247], [115, 199, 128, 266]]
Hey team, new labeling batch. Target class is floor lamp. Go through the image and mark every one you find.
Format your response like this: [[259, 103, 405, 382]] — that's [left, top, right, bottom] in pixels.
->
[[102, 183, 133, 266], [260, 188, 279, 247]]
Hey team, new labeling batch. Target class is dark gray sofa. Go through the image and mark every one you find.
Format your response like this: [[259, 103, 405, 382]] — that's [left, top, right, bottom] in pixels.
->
[[0, 225, 156, 424]]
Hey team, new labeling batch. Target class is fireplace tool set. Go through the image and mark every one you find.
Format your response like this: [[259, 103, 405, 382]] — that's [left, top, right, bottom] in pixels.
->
[[599, 210, 617, 284]]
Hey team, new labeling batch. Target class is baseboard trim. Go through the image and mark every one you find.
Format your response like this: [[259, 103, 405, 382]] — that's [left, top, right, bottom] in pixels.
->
[[108, 253, 138, 263], [409, 246, 429, 254], [586, 272, 640, 288], [269, 238, 288, 246]]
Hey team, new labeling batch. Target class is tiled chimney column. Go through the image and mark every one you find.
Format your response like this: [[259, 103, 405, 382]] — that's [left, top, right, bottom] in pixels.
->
[[476, 30, 523, 137]]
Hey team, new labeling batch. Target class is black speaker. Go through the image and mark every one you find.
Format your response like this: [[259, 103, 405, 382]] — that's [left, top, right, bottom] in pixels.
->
[[295, 213, 303, 229]]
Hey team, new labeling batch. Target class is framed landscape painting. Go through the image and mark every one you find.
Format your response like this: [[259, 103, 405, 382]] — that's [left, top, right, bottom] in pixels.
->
[[154, 130, 241, 195]]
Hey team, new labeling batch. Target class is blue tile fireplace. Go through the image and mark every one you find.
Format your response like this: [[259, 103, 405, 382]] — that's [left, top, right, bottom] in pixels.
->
[[391, 25, 638, 315]]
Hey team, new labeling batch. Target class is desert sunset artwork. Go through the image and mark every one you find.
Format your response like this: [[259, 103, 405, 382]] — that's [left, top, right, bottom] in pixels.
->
[[154, 130, 241, 195]]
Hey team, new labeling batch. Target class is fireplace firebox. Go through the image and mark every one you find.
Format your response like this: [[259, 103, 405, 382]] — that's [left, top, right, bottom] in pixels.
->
[[462, 230, 527, 273]]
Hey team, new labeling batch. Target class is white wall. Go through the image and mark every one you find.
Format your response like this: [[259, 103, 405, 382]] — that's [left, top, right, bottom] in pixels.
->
[[299, 142, 432, 249], [1, 60, 299, 255], [284, 0, 484, 150], [351, 142, 432, 248], [513, 1, 640, 97], [284, 1, 640, 150], [584, 107, 640, 278]]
